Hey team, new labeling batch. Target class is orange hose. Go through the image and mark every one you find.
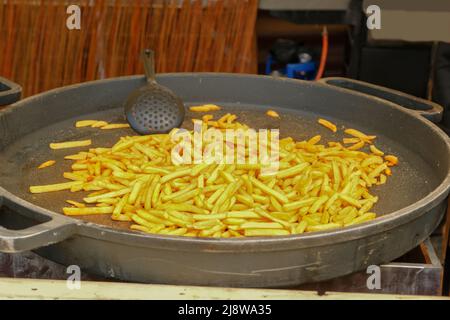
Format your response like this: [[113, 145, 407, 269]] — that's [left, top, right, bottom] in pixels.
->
[[315, 26, 328, 80]]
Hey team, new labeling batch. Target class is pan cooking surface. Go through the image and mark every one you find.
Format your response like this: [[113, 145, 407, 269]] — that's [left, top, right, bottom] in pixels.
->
[[0, 104, 439, 231]]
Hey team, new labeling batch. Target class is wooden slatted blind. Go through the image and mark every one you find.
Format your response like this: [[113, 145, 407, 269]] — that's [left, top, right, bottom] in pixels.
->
[[0, 0, 258, 96]]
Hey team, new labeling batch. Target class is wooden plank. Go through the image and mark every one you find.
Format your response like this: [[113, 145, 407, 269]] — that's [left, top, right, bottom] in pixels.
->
[[442, 197, 450, 261], [0, 278, 448, 300], [0, 0, 258, 97]]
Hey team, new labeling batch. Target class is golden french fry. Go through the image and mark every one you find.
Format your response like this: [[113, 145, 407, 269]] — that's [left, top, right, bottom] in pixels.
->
[[318, 118, 337, 133], [370, 145, 384, 156], [100, 123, 131, 130], [244, 229, 290, 236], [83, 188, 131, 203], [91, 121, 109, 128], [295, 220, 308, 234], [113, 194, 129, 215], [50, 140, 92, 150], [347, 140, 365, 150], [241, 222, 284, 229], [202, 114, 214, 122], [361, 156, 383, 167], [385, 155, 398, 166], [189, 104, 221, 112], [344, 128, 371, 140], [193, 219, 222, 230], [30, 181, 83, 194], [345, 212, 377, 226], [130, 224, 151, 233], [308, 135, 321, 145], [64, 152, 88, 160], [283, 198, 316, 211], [75, 120, 98, 128], [30, 112, 397, 237], [368, 163, 388, 179], [249, 176, 288, 204], [275, 163, 309, 179], [160, 168, 191, 183], [66, 200, 86, 208], [225, 211, 260, 219], [385, 167, 392, 176], [306, 223, 341, 232], [343, 138, 360, 144], [192, 213, 226, 220], [63, 206, 114, 215], [339, 194, 362, 208], [38, 160, 56, 169], [266, 110, 280, 118], [167, 228, 188, 236], [128, 180, 144, 205]]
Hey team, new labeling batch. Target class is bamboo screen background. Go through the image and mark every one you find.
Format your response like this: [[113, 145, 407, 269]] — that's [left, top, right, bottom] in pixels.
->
[[0, 0, 258, 97]]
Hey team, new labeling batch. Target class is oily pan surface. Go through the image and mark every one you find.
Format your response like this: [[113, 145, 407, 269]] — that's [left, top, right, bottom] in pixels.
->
[[0, 104, 439, 231]]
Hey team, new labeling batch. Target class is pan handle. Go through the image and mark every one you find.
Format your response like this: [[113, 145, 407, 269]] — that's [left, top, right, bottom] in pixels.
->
[[0, 199, 77, 253], [0, 77, 22, 107], [318, 77, 443, 123]]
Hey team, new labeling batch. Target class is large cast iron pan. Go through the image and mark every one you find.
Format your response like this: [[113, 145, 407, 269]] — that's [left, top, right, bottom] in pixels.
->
[[0, 74, 449, 287]]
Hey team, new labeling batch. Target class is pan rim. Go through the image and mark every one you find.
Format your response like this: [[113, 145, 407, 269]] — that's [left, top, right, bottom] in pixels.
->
[[1, 73, 449, 250]]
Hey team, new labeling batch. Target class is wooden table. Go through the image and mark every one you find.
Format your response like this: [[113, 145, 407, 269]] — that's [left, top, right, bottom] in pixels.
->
[[0, 277, 448, 300]]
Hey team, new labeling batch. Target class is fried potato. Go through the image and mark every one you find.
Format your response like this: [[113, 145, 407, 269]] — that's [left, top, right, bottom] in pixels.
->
[[38, 160, 56, 169], [318, 118, 337, 132], [30, 181, 83, 193], [100, 123, 131, 130], [266, 110, 280, 118], [63, 206, 114, 215], [385, 155, 399, 166], [50, 140, 92, 150], [91, 121, 109, 128], [370, 145, 384, 156], [31, 113, 397, 237], [75, 120, 98, 128], [244, 229, 289, 236], [189, 104, 221, 112], [66, 200, 86, 208]]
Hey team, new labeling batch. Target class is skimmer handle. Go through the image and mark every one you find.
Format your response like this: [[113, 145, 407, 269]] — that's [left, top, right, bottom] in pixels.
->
[[142, 49, 156, 84]]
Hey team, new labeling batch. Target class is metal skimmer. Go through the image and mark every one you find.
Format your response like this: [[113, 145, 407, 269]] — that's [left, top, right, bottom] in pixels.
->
[[125, 49, 185, 135]]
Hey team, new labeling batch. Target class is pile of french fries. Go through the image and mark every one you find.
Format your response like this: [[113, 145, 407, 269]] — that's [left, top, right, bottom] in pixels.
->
[[30, 114, 398, 237]]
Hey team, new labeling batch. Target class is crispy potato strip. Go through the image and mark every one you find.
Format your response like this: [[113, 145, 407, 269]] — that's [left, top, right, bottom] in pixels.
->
[[75, 120, 98, 128], [38, 160, 56, 169], [318, 118, 337, 133], [91, 121, 108, 128], [266, 110, 280, 118], [50, 140, 92, 150], [189, 104, 221, 112], [101, 124, 131, 130], [31, 115, 398, 237], [30, 181, 83, 193], [75, 120, 130, 130]]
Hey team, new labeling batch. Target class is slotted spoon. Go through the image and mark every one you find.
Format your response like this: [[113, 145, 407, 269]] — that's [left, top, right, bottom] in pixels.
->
[[125, 49, 185, 135]]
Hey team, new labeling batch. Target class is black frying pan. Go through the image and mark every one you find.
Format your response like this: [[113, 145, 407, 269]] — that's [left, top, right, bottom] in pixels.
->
[[0, 74, 449, 287]]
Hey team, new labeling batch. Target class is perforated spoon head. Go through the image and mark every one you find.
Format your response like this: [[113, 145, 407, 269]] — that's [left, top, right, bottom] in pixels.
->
[[125, 50, 185, 135]]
